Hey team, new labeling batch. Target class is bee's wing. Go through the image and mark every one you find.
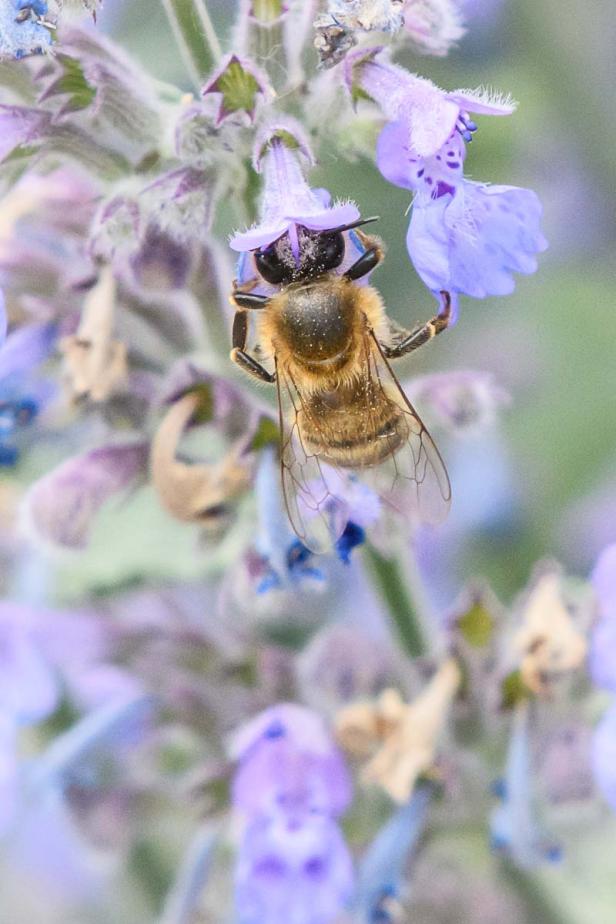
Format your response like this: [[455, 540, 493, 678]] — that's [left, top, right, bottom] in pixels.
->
[[360, 329, 451, 526], [275, 362, 351, 554]]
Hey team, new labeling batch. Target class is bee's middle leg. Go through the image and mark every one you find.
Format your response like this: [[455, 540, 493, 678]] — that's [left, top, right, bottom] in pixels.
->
[[381, 291, 452, 358], [230, 310, 276, 384]]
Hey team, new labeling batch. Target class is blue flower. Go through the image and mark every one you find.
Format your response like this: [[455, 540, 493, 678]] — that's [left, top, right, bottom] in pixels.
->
[[0, 1, 53, 61]]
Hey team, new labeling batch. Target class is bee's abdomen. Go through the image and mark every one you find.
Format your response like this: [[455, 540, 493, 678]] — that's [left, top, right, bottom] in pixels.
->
[[299, 390, 408, 468]]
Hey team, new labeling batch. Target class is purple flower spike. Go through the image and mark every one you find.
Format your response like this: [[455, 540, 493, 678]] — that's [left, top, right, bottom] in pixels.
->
[[201, 53, 272, 126], [235, 811, 354, 924], [407, 180, 548, 299], [230, 703, 352, 820], [230, 119, 359, 254]]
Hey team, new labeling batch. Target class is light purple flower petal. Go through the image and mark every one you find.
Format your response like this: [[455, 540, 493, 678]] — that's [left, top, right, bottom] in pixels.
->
[[0, 290, 6, 347], [230, 704, 352, 819], [235, 812, 354, 924], [0, 716, 18, 836], [0, 602, 59, 725], [589, 544, 616, 691], [591, 702, 616, 812], [407, 181, 548, 298], [0, 322, 56, 384], [376, 118, 466, 194], [447, 87, 516, 116]]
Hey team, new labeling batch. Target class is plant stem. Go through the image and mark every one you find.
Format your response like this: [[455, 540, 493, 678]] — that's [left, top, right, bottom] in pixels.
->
[[500, 863, 572, 924], [160, 0, 221, 90], [364, 544, 426, 658]]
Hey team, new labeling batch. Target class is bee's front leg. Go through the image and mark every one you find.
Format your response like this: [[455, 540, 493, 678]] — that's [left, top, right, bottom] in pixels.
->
[[230, 310, 276, 384], [381, 291, 452, 358]]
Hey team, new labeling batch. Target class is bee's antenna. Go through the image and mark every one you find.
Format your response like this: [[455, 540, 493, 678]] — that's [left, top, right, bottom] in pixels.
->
[[330, 216, 379, 235]]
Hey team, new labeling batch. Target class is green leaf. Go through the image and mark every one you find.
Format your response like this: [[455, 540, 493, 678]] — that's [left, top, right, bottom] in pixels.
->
[[500, 670, 530, 710], [250, 415, 279, 451], [457, 600, 495, 647]]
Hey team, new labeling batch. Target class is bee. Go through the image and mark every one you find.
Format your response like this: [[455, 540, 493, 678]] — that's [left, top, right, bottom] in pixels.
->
[[229, 220, 452, 551]]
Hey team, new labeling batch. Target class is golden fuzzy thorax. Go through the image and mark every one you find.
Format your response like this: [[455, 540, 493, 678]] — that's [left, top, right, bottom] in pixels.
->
[[256, 275, 388, 392]]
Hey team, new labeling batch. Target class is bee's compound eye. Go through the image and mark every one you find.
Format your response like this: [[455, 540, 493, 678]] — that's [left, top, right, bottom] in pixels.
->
[[317, 232, 345, 271], [255, 246, 286, 285]]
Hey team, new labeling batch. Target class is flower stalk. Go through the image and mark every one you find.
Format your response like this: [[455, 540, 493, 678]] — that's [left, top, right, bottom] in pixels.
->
[[159, 0, 222, 89]]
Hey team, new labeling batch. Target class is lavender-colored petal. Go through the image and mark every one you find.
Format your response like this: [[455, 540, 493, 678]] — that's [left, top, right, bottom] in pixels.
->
[[591, 703, 616, 812], [0, 290, 6, 347], [0, 603, 59, 725], [407, 181, 548, 298], [23, 441, 148, 550], [0, 716, 18, 836], [447, 87, 516, 116], [235, 812, 354, 924], [230, 703, 352, 819], [0, 322, 56, 384], [376, 119, 466, 193], [592, 544, 616, 616]]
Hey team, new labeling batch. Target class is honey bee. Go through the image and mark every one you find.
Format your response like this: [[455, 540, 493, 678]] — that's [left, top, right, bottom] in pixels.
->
[[230, 220, 452, 552]]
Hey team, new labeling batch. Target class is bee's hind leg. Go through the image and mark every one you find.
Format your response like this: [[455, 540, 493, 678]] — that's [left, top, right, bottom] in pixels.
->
[[230, 310, 276, 383], [381, 291, 453, 358]]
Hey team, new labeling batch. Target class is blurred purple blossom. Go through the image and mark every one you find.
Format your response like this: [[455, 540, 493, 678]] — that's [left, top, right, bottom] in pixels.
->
[[589, 544, 616, 692], [591, 702, 616, 813], [236, 810, 354, 924], [230, 703, 352, 819], [401, 0, 465, 55], [23, 441, 148, 550]]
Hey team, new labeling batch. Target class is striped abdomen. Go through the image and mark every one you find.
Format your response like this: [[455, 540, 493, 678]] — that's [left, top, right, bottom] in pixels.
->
[[297, 379, 409, 468]]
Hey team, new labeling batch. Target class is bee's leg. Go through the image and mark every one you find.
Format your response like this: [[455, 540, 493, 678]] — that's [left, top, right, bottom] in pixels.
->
[[344, 246, 384, 281], [381, 291, 453, 358], [230, 310, 276, 384], [231, 292, 270, 310]]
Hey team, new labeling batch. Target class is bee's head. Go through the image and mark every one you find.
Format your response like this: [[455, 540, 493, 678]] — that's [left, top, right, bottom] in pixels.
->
[[254, 227, 345, 286]]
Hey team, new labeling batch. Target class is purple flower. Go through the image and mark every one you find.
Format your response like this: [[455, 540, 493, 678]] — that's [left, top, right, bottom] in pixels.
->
[[230, 703, 352, 819], [235, 811, 354, 924], [0, 290, 6, 347], [346, 48, 547, 302], [589, 544, 616, 692], [229, 118, 359, 256], [405, 178, 548, 299], [591, 702, 616, 812]]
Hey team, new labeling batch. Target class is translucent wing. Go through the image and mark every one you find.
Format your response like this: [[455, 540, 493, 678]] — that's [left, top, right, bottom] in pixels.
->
[[360, 329, 451, 526], [276, 363, 351, 555]]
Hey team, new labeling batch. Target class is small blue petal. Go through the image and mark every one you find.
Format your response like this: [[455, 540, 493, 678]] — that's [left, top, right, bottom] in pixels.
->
[[335, 521, 365, 564], [0, 443, 19, 466]]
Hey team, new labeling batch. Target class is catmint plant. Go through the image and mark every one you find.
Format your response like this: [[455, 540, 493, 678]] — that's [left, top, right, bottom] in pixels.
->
[[0, 2, 611, 924]]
